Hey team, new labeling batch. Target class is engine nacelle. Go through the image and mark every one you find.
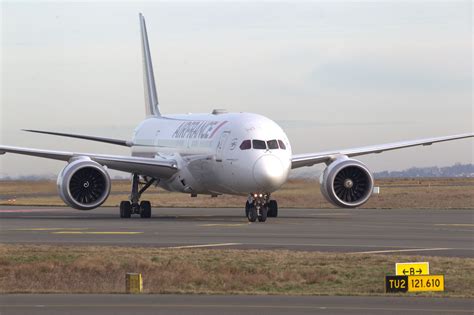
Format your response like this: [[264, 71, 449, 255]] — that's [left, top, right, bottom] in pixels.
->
[[57, 158, 111, 210], [320, 157, 374, 208]]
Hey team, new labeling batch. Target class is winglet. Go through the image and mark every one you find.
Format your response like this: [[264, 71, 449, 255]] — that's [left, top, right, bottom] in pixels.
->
[[139, 13, 161, 117]]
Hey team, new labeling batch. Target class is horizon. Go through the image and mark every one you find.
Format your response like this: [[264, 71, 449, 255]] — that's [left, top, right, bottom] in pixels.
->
[[1, 1, 472, 177], [1, 162, 472, 181]]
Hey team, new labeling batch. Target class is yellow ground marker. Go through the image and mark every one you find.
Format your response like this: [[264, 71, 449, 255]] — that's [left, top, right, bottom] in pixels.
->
[[52, 231, 143, 235]]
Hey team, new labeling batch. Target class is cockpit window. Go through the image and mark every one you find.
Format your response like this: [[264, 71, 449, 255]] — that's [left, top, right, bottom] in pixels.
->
[[267, 140, 278, 150], [252, 140, 267, 150], [240, 140, 251, 150], [278, 140, 287, 150]]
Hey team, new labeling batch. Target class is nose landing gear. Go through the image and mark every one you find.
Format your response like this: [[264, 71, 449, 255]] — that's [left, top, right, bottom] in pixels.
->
[[245, 194, 278, 223]]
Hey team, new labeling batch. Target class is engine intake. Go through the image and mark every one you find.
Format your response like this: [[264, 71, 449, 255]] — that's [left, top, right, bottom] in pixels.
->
[[320, 157, 374, 208], [57, 158, 111, 210]]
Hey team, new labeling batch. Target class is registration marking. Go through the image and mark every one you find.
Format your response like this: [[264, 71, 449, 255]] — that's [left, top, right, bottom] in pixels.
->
[[167, 243, 241, 249]]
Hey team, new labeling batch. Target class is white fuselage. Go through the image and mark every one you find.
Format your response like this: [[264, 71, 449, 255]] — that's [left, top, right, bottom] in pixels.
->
[[131, 112, 292, 196]]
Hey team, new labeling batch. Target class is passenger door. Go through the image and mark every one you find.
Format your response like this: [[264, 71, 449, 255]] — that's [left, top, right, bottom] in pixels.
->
[[216, 131, 230, 162]]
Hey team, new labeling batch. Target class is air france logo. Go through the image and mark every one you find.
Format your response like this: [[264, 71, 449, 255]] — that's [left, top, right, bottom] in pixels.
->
[[172, 121, 228, 139]]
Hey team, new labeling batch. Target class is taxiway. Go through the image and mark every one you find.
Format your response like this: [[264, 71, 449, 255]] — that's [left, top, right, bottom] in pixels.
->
[[0, 206, 472, 257]]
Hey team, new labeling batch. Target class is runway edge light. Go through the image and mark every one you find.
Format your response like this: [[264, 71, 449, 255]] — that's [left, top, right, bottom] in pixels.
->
[[126, 273, 143, 293]]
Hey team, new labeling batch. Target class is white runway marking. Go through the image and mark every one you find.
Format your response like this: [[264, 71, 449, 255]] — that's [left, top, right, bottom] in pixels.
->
[[167, 243, 241, 249], [351, 248, 451, 255]]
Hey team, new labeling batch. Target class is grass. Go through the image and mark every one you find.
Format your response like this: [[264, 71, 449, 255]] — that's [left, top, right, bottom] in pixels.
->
[[0, 178, 473, 209], [0, 244, 472, 297]]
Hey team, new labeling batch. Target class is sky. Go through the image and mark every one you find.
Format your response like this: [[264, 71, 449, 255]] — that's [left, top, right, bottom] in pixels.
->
[[1, 0, 473, 177]]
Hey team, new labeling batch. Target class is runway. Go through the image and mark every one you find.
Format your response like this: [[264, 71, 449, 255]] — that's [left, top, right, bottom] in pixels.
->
[[0, 206, 472, 257], [1, 294, 472, 315]]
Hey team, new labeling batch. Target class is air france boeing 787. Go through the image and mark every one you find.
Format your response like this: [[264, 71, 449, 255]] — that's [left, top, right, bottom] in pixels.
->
[[1, 14, 472, 222]]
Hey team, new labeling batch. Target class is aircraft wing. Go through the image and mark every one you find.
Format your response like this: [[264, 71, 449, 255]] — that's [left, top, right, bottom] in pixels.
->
[[22, 129, 133, 147], [0, 145, 178, 179], [291, 133, 474, 169]]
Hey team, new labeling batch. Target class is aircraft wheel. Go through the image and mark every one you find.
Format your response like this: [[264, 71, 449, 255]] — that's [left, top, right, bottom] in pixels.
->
[[267, 200, 278, 218], [120, 201, 132, 218], [247, 204, 257, 222], [140, 201, 152, 218], [245, 201, 251, 217], [258, 205, 268, 222]]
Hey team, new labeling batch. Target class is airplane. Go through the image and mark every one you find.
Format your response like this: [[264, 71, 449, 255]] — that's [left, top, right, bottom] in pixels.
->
[[1, 13, 472, 222]]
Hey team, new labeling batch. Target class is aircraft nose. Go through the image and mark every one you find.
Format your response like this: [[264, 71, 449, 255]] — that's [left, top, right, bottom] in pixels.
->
[[253, 155, 287, 190]]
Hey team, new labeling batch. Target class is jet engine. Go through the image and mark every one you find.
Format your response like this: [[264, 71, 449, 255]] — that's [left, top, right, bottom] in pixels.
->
[[320, 157, 374, 208], [57, 158, 111, 210]]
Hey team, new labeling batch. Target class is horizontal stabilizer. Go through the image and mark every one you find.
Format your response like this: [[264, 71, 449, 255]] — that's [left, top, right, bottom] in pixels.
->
[[23, 129, 132, 147]]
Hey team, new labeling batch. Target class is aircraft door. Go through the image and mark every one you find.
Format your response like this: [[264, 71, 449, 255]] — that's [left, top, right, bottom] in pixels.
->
[[216, 131, 230, 162]]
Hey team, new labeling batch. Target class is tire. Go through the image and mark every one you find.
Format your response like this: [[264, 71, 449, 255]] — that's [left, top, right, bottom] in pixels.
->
[[120, 201, 132, 218], [268, 200, 278, 218], [245, 201, 251, 217], [258, 205, 268, 222], [140, 201, 152, 218], [247, 204, 257, 222]]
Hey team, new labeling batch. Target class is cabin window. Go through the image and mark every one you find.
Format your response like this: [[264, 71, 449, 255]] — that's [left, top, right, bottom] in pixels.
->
[[253, 140, 267, 150], [267, 140, 279, 150], [239, 140, 251, 150], [278, 140, 287, 150]]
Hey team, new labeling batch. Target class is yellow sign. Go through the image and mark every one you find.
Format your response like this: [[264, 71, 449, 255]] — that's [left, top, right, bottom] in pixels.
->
[[126, 273, 143, 293], [396, 262, 429, 276], [408, 275, 444, 292]]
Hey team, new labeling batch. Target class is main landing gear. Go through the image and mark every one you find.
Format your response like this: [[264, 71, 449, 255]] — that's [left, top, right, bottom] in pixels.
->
[[120, 174, 156, 219], [245, 193, 278, 223]]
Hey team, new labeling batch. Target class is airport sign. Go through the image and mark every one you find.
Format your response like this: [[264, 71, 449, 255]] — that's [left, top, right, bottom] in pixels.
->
[[385, 275, 408, 293], [408, 275, 445, 292], [396, 262, 429, 276], [386, 275, 444, 293]]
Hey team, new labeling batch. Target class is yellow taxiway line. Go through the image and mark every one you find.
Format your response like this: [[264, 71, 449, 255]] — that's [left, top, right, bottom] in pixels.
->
[[199, 223, 248, 227], [52, 231, 143, 235], [166, 243, 241, 249], [12, 228, 89, 231]]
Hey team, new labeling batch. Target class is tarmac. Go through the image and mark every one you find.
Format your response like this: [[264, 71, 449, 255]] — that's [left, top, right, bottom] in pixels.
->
[[1, 294, 473, 315], [0, 206, 473, 257], [1, 206, 473, 314]]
